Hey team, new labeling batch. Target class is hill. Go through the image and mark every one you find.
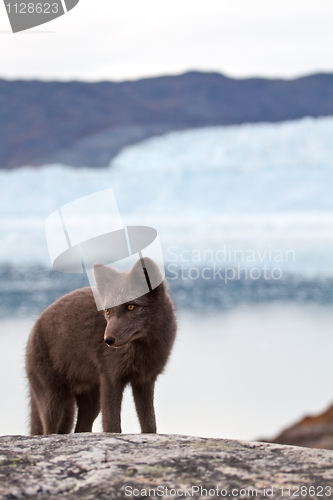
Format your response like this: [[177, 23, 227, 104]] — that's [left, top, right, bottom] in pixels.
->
[[1, 71, 333, 169]]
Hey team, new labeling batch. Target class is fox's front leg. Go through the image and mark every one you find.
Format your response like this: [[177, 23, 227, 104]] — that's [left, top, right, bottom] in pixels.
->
[[100, 376, 125, 433], [132, 380, 157, 433]]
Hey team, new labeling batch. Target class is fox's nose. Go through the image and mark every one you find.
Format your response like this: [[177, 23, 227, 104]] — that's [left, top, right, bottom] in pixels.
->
[[105, 336, 116, 346]]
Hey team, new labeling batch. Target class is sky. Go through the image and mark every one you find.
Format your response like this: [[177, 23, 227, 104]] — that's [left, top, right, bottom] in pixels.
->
[[0, 0, 332, 82]]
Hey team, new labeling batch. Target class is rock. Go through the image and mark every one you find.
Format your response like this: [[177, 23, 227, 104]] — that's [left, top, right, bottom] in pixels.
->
[[267, 404, 333, 450], [0, 433, 333, 499]]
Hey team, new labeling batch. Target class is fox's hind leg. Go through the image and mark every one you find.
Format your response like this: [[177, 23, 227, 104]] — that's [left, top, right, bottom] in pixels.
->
[[30, 377, 75, 435], [29, 391, 43, 435], [75, 387, 100, 432], [57, 397, 76, 434], [36, 390, 73, 434]]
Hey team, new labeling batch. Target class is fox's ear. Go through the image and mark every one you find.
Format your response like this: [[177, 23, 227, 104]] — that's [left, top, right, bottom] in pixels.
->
[[93, 264, 119, 294], [142, 257, 163, 289], [130, 258, 164, 290]]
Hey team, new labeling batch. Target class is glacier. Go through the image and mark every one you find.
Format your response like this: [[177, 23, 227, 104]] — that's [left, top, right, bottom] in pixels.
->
[[0, 116, 332, 277]]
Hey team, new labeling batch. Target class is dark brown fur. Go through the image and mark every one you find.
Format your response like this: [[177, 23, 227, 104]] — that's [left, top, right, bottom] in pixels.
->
[[26, 259, 177, 435]]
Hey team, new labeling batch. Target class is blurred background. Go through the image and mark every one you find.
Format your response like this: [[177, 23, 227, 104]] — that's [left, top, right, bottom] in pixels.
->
[[0, 0, 332, 446]]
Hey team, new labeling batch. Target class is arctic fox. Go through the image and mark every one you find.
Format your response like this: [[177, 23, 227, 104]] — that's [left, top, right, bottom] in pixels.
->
[[26, 258, 177, 435]]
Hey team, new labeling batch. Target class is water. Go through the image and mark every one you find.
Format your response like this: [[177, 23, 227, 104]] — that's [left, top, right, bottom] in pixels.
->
[[1, 304, 332, 440]]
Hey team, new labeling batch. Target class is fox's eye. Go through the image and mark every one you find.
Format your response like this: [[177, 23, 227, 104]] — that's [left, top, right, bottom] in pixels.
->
[[105, 309, 110, 316], [127, 305, 135, 311]]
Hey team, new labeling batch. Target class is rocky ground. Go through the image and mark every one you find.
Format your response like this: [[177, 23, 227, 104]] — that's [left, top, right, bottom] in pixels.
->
[[0, 433, 333, 499]]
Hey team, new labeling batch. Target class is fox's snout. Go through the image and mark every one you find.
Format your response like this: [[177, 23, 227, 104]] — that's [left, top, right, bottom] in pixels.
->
[[104, 316, 121, 347], [105, 336, 116, 347], [103, 313, 143, 348]]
